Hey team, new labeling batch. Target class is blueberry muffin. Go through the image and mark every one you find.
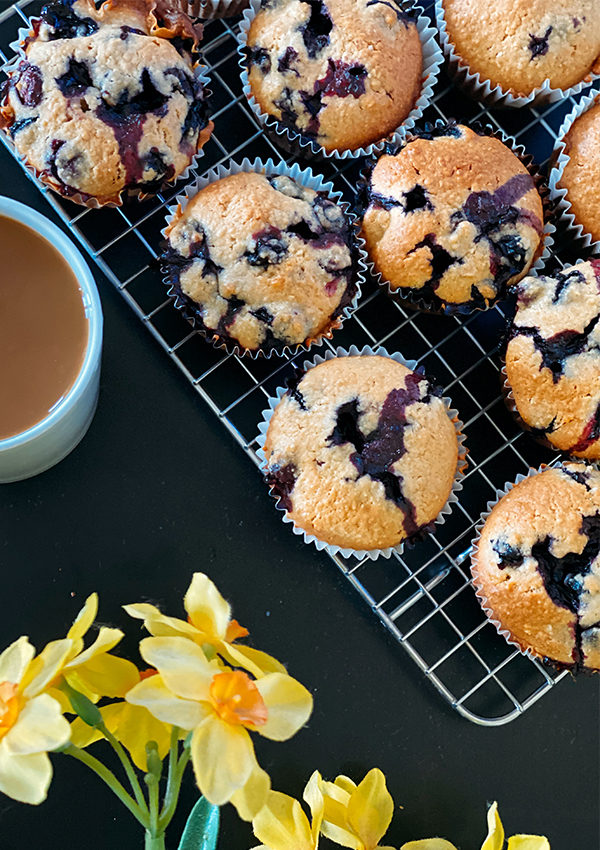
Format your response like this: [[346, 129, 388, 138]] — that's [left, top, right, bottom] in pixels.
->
[[556, 96, 600, 244], [0, 0, 212, 205], [441, 0, 600, 96], [244, 0, 423, 154], [472, 462, 600, 671], [505, 261, 600, 459], [162, 171, 359, 354], [360, 124, 545, 313], [262, 354, 461, 551]]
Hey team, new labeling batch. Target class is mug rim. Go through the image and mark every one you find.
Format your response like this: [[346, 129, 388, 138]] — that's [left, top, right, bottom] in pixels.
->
[[0, 196, 103, 450]]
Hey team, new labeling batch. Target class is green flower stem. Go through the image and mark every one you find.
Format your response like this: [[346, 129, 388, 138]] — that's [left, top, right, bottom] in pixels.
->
[[64, 744, 148, 827], [144, 830, 166, 850], [158, 743, 192, 832], [99, 722, 148, 811]]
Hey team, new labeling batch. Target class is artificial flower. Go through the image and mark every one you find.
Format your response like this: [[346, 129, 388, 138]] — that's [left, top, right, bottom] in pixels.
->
[[320, 768, 396, 850], [251, 771, 324, 850], [400, 802, 550, 850], [23, 593, 138, 707], [125, 635, 313, 818], [69, 682, 172, 770], [124, 573, 285, 678], [0, 636, 70, 804]]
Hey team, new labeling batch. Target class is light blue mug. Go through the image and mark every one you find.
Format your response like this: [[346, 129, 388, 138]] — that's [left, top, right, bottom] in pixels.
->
[[0, 197, 103, 483]]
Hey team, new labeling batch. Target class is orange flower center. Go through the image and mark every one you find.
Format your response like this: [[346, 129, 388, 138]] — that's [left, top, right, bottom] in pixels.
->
[[139, 668, 158, 680], [209, 671, 268, 728], [0, 682, 20, 739], [225, 619, 249, 643]]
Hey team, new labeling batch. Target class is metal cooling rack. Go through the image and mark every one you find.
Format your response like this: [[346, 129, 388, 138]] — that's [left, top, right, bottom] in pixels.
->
[[3, 0, 595, 724]]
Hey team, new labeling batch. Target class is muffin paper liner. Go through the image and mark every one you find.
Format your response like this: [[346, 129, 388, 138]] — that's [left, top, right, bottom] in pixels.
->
[[160, 157, 367, 358], [0, 22, 213, 209], [469, 461, 600, 672], [357, 121, 556, 316], [434, 0, 600, 107], [176, 0, 250, 19], [549, 90, 600, 254], [255, 344, 468, 560], [238, 0, 444, 161]]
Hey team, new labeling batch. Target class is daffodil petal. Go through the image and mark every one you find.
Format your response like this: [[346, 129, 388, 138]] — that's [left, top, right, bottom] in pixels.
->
[[185, 573, 231, 638], [126, 675, 211, 730], [230, 764, 271, 821], [124, 604, 200, 640], [507, 837, 551, 850], [481, 803, 504, 850], [348, 768, 394, 849], [67, 594, 98, 642], [139, 637, 214, 700], [334, 775, 357, 795], [322, 779, 352, 807], [0, 636, 34, 685], [101, 702, 172, 771], [21, 639, 73, 698], [220, 644, 287, 678], [191, 715, 256, 806], [0, 743, 53, 805], [69, 716, 103, 749], [401, 841, 458, 850], [319, 817, 362, 850], [254, 674, 313, 741], [303, 770, 324, 843], [66, 653, 139, 699], [65, 627, 123, 668], [4, 694, 70, 755], [252, 790, 314, 850]]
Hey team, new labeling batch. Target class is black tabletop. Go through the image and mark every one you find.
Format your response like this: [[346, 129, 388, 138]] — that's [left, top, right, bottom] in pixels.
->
[[0, 145, 598, 850]]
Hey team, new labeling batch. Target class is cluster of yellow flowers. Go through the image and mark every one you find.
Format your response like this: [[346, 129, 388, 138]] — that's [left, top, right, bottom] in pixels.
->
[[0, 572, 312, 819], [251, 770, 550, 850], [0, 571, 552, 850]]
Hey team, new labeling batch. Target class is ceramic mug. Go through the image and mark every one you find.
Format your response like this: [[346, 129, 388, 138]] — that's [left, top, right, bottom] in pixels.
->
[[0, 197, 103, 483]]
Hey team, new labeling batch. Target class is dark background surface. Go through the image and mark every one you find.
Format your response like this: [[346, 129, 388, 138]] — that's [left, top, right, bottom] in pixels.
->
[[0, 141, 599, 850]]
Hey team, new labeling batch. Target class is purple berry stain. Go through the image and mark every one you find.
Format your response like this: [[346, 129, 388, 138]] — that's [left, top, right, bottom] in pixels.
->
[[15, 63, 43, 107], [528, 26, 552, 59], [494, 509, 600, 668], [327, 373, 429, 536]]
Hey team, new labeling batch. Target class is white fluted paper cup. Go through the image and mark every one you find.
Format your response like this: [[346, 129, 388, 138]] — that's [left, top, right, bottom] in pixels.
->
[[435, 0, 600, 107], [357, 121, 555, 315], [0, 18, 212, 208], [160, 157, 367, 358], [238, 0, 443, 160], [256, 344, 468, 559], [549, 90, 600, 254]]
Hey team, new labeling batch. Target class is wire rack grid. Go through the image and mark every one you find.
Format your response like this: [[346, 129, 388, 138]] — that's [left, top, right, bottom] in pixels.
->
[[3, 0, 595, 724]]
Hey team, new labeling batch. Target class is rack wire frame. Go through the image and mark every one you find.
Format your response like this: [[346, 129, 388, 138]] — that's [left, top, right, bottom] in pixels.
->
[[3, 0, 595, 724]]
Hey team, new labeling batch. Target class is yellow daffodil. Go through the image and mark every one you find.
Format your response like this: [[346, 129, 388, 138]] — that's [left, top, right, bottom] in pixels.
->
[[124, 573, 285, 678], [320, 768, 396, 850], [0, 636, 70, 804], [23, 593, 138, 709], [400, 803, 550, 850], [125, 636, 313, 819], [251, 770, 324, 850], [69, 668, 172, 771]]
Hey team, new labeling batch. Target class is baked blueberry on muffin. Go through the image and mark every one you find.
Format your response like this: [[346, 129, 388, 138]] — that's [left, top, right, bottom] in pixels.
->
[[243, 0, 423, 154], [472, 462, 600, 671], [261, 354, 461, 551], [441, 0, 600, 96], [162, 171, 359, 354], [555, 96, 600, 244], [360, 124, 545, 313], [0, 0, 212, 205], [505, 261, 600, 459]]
